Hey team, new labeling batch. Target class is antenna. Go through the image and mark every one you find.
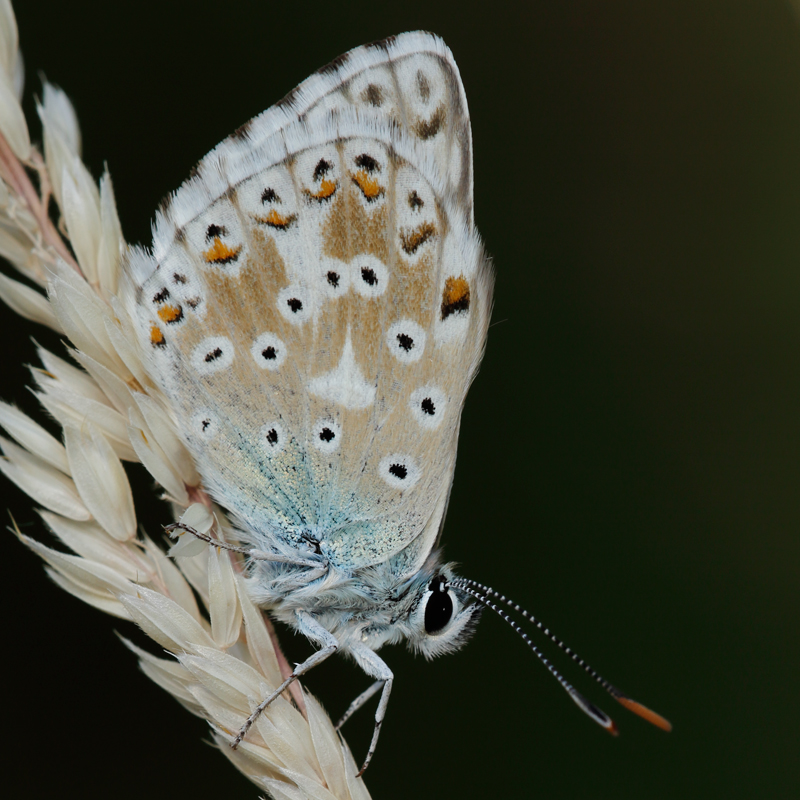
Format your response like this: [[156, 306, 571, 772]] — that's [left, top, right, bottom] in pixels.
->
[[450, 578, 672, 734]]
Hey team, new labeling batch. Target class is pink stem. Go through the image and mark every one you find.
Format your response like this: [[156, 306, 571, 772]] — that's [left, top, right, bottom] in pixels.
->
[[264, 615, 308, 717], [0, 129, 80, 273]]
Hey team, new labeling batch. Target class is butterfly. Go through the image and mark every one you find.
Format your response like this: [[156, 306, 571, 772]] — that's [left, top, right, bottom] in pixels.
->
[[121, 32, 669, 774]]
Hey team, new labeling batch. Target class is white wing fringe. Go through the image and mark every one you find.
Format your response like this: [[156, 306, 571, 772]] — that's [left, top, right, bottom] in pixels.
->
[[0, 2, 370, 797]]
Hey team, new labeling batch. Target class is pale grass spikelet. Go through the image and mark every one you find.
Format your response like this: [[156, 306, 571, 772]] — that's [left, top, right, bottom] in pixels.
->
[[97, 171, 123, 296], [63, 422, 137, 542], [0, 2, 370, 798], [0, 399, 69, 471], [0, 269, 58, 327], [0, 0, 28, 160], [38, 81, 81, 209], [106, 295, 150, 384], [131, 391, 201, 485], [59, 160, 103, 285], [0, 431, 89, 519]]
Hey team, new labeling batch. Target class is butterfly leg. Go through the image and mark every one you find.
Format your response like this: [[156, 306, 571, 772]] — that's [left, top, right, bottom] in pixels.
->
[[335, 680, 383, 730], [348, 643, 393, 776], [231, 610, 338, 748], [166, 521, 320, 567]]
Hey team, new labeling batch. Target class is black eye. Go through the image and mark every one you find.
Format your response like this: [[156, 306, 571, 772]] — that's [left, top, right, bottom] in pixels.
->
[[424, 579, 453, 634]]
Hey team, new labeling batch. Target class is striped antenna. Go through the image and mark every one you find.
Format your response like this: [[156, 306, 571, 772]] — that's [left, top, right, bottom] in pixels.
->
[[450, 578, 672, 734]]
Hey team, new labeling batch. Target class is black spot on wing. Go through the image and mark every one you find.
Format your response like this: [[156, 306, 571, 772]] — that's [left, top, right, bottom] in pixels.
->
[[397, 332, 414, 352], [389, 463, 407, 480], [313, 159, 333, 180], [355, 153, 380, 172]]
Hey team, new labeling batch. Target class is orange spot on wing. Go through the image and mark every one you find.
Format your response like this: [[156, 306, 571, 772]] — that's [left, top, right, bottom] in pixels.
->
[[443, 275, 469, 306], [149, 323, 166, 347], [352, 170, 385, 200], [306, 178, 337, 200], [441, 275, 471, 319], [615, 696, 673, 732], [255, 209, 297, 229], [202, 237, 242, 264], [157, 303, 183, 323]]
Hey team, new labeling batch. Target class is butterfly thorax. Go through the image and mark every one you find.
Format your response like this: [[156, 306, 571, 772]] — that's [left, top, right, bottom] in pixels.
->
[[246, 549, 479, 658]]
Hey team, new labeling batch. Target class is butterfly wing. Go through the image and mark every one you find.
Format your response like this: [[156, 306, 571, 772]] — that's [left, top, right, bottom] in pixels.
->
[[122, 33, 492, 577]]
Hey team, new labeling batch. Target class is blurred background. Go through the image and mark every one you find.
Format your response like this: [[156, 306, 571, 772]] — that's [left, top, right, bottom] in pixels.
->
[[3, 1, 799, 797]]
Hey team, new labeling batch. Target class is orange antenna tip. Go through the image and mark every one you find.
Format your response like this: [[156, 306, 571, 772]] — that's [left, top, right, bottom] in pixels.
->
[[614, 696, 672, 732]]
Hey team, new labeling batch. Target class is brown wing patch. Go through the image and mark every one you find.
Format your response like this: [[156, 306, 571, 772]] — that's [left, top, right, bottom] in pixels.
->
[[414, 105, 446, 140], [416, 69, 431, 102], [362, 83, 384, 106], [320, 165, 390, 264], [408, 190, 424, 210]]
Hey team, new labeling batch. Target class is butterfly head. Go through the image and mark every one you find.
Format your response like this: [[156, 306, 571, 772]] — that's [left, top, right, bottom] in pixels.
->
[[402, 565, 483, 660]]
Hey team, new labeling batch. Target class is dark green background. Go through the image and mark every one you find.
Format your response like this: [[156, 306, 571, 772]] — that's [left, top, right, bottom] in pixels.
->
[[3, 1, 799, 797]]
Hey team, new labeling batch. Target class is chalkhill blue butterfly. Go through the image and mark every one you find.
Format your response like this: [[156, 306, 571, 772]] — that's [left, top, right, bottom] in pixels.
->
[[121, 32, 670, 773]]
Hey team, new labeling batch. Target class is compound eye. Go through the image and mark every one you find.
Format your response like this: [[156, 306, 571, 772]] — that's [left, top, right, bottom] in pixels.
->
[[424, 578, 454, 634]]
